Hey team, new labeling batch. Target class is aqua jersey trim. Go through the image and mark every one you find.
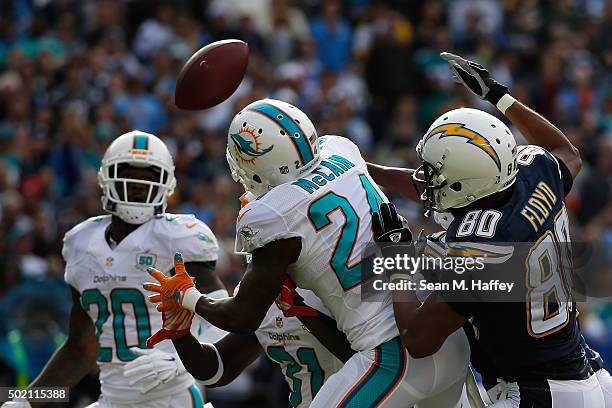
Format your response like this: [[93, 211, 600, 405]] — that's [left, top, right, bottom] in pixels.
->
[[189, 384, 204, 407], [338, 337, 407, 407]]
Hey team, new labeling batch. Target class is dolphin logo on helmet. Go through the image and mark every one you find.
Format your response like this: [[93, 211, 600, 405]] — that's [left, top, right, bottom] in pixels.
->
[[230, 130, 274, 160], [226, 99, 321, 198]]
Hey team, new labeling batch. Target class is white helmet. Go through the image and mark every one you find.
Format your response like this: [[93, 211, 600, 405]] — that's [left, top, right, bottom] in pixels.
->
[[413, 108, 518, 214], [226, 98, 320, 197], [98, 130, 176, 224]]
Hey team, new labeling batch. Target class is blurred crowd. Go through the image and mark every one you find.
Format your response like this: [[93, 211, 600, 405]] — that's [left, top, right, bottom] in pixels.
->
[[0, 0, 611, 405]]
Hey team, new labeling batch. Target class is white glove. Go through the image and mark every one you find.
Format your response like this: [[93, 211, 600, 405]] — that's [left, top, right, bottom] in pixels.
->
[[486, 378, 520, 405], [1, 402, 31, 408], [123, 348, 186, 394]]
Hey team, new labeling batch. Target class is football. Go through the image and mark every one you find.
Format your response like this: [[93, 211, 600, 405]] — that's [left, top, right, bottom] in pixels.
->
[[175, 39, 249, 110]]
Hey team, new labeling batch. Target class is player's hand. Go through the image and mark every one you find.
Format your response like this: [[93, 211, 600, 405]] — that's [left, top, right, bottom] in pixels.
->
[[373, 203, 415, 282], [440, 52, 509, 105], [143, 252, 201, 312], [146, 306, 195, 347], [275, 276, 319, 317], [373, 202, 412, 243], [123, 348, 187, 393], [486, 379, 520, 404]]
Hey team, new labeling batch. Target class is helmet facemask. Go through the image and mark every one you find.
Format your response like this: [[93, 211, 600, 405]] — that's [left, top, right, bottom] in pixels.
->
[[99, 161, 175, 224], [412, 160, 448, 217]]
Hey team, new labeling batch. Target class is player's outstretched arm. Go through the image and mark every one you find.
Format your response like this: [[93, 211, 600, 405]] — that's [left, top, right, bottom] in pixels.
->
[[441, 52, 582, 179], [27, 288, 98, 404], [366, 163, 420, 202], [172, 332, 262, 387], [393, 293, 466, 358], [297, 314, 355, 363], [193, 238, 301, 333], [145, 240, 300, 334]]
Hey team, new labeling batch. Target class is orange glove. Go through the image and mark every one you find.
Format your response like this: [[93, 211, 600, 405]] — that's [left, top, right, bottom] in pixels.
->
[[275, 276, 319, 318], [146, 306, 195, 347], [143, 252, 201, 313]]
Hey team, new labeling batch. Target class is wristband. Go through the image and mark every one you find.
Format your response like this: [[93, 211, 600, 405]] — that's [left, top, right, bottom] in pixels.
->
[[181, 287, 203, 312], [496, 94, 516, 114], [197, 343, 225, 385], [205, 288, 229, 300], [183, 288, 228, 312]]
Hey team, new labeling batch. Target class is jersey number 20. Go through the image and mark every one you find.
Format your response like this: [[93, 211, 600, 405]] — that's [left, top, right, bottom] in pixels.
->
[[81, 288, 151, 362]]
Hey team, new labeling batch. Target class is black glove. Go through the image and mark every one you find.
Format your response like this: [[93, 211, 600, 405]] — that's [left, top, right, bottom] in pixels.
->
[[372, 202, 412, 243], [440, 52, 509, 105], [372, 203, 414, 282]]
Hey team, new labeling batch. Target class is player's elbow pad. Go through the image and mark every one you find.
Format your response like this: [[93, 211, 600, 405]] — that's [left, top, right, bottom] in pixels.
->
[[195, 343, 224, 386]]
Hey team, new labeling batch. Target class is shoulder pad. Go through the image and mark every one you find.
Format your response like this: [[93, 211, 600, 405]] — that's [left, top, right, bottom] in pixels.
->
[[168, 214, 218, 263], [236, 200, 303, 253]]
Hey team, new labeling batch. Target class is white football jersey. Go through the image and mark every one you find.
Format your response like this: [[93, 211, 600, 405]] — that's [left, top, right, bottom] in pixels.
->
[[233, 285, 343, 408], [63, 213, 220, 403], [236, 136, 398, 351]]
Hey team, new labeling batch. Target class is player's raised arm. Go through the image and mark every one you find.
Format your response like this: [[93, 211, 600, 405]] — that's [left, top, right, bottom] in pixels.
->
[[26, 288, 98, 405], [366, 163, 420, 202], [504, 101, 581, 179], [441, 52, 582, 180]]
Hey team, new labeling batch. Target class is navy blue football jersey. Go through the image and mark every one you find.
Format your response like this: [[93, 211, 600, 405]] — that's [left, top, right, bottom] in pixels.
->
[[443, 145, 587, 381], [581, 333, 605, 372]]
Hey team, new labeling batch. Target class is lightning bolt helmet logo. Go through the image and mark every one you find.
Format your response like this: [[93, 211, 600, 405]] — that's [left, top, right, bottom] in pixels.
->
[[423, 123, 502, 171]]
